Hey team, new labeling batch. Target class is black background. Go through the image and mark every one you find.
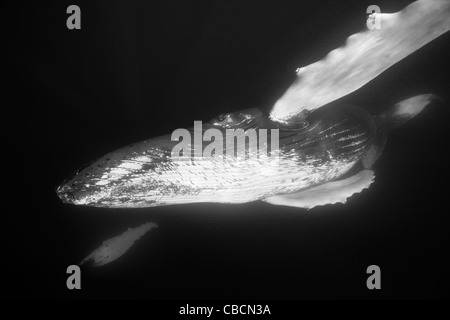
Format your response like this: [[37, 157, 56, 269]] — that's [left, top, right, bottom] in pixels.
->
[[3, 0, 449, 299]]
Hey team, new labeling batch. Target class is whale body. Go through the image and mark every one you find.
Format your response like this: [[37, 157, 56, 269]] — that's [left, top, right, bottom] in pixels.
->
[[57, 103, 377, 208]]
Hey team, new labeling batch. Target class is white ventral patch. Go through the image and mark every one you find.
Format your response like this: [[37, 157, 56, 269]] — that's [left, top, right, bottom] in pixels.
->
[[263, 169, 375, 209]]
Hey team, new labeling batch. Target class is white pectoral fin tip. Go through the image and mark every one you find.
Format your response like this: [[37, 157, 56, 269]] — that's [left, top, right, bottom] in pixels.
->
[[79, 222, 158, 268], [263, 170, 375, 209], [270, 0, 450, 121]]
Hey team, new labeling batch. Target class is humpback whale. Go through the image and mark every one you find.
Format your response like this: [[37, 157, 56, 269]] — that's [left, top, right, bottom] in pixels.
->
[[55, 0, 450, 266], [55, 95, 437, 209]]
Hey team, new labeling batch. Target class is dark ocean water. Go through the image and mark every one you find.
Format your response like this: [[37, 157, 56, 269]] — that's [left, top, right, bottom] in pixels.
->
[[3, 0, 450, 299]]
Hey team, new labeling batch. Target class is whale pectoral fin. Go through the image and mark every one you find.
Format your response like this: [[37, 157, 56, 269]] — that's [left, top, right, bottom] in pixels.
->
[[262, 169, 375, 209], [79, 222, 158, 267]]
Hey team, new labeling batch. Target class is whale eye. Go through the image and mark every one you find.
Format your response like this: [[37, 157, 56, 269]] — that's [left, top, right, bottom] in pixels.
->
[[212, 113, 235, 127], [210, 109, 261, 128], [217, 114, 227, 121]]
